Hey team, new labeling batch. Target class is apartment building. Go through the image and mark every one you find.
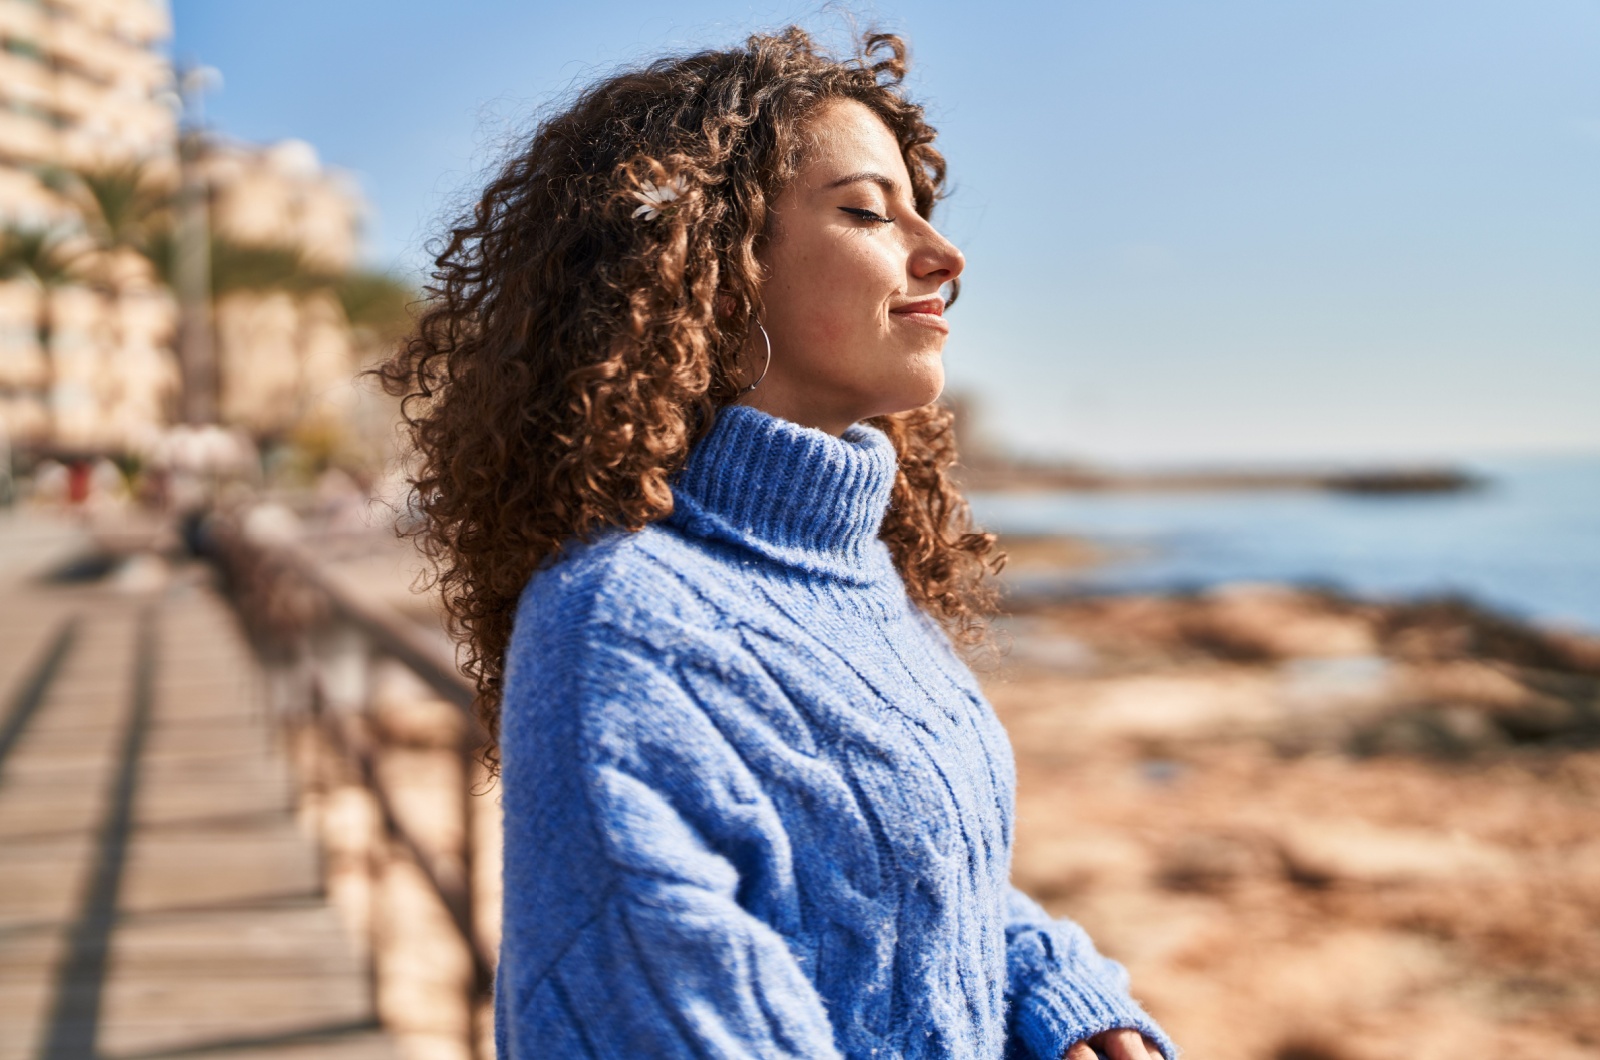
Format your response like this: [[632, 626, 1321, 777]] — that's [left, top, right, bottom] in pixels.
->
[[0, 0, 175, 452], [0, 0, 371, 457], [202, 137, 364, 437]]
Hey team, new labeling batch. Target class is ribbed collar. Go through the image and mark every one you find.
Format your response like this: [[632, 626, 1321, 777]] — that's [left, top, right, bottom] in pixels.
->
[[667, 405, 899, 584]]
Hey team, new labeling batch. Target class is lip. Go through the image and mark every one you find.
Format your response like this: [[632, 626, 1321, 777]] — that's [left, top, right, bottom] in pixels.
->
[[889, 297, 949, 333], [891, 298, 944, 316]]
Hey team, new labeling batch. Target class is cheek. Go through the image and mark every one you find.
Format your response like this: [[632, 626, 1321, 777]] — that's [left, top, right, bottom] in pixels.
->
[[763, 235, 898, 352], [810, 309, 853, 347], [776, 262, 872, 344], [822, 251, 897, 332]]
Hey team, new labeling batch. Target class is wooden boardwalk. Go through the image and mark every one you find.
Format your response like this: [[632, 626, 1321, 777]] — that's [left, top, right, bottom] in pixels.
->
[[0, 515, 395, 1060]]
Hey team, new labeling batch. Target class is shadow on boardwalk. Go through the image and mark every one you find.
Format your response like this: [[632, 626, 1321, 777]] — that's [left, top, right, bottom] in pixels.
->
[[0, 512, 394, 1060]]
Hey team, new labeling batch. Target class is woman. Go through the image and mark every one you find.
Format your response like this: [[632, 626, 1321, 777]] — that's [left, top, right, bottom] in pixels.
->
[[384, 26, 1176, 1060]]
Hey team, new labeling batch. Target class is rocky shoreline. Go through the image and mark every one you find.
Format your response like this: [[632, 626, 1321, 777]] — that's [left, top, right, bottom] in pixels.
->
[[985, 569, 1600, 1058]]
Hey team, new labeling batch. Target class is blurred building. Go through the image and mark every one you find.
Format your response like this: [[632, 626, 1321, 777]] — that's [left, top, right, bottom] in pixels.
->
[[0, 0, 177, 452], [0, 0, 173, 202], [0, 0, 373, 457], [201, 137, 365, 438]]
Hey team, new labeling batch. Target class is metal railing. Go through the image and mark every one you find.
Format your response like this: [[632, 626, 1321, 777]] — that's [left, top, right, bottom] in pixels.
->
[[208, 519, 495, 1058]]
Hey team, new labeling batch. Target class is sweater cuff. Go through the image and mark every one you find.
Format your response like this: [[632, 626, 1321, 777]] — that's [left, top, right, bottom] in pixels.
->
[[1012, 971, 1177, 1060]]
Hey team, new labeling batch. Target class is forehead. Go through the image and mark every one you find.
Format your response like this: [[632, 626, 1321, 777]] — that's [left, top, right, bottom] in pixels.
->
[[796, 99, 910, 187]]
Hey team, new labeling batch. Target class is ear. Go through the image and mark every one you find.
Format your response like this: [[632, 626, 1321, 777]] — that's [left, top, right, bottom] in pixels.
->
[[715, 292, 736, 318]]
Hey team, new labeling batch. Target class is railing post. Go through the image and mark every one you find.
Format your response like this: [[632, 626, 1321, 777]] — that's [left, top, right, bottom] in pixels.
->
[[211, 526, 498, 1059], [461, 728, 493, 1058]]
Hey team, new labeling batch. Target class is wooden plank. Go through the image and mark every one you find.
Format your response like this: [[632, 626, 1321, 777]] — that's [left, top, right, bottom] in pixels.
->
[[106, 1033, 397, 1060], [0, 617, 78, 777], [95, 588, 390, 1058], [0, 835, 101, 926], [0, 568, 394, 1060], [119, 828, 321, 914], [0, 785, 110, 842], [36, 605, 156, 1060], [97, 907, 379, 1058]]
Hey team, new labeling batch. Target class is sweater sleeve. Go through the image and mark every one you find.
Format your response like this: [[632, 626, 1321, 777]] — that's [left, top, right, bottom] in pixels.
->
[[496, 619, 845, 1060], [1003, 886, 1177, 1060]]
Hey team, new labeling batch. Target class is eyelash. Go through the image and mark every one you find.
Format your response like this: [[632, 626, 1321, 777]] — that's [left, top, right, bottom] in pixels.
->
[[838, 206, 896, 225]]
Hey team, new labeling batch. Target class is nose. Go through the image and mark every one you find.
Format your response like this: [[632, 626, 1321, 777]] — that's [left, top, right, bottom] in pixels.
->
[[910, 221, 965, 287]]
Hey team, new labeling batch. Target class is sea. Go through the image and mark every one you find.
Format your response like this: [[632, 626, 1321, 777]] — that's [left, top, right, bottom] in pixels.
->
[[969, 454, 1600, 635]]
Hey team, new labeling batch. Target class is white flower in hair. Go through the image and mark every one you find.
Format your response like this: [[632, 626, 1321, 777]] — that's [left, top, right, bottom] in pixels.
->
[[631, 175, 687, 220]]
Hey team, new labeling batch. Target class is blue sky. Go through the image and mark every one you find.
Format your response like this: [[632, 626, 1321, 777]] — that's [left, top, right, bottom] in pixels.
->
[[169, 1, 1600, 465]]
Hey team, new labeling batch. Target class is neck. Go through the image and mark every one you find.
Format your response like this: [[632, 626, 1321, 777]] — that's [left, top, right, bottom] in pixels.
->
[[735, 386, 858, 438]]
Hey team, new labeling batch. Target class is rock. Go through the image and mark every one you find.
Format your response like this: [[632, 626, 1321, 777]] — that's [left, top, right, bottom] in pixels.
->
[[1349, 705, 1508, 759], [1274, 820, 1512, 887], [1184, 585, 1379, 661], [1279, 655, 1393, 712], [1155, 833, 1270, 894], [1490, 696, 1585, 742], [1380, 596, 1600, 674], [1064, 672, 1282, 739], [1271, 1036, 1360, 1060], [1396, 661, 1531, 710]]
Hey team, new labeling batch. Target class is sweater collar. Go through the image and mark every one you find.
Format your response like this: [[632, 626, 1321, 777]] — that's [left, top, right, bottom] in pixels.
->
[[667, 405, 899, 583]]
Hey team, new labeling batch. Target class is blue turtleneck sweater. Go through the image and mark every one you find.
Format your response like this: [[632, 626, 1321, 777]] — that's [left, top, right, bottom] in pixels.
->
[[495, 406, 1175, 1060]]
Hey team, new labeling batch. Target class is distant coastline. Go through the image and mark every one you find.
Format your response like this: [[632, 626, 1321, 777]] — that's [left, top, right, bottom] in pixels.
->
[[967, 455, 1600, 635], [956, 458, 1483, 496], [942, 395, 1488, 496]]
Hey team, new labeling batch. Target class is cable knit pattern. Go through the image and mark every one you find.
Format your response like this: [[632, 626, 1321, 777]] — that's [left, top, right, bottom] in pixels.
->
[[495, 405, 1176, 1060]]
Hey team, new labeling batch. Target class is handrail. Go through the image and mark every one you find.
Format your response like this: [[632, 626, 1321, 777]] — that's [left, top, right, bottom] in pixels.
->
[[207, 521, 493, 1058], [280, 538, 480, 718]]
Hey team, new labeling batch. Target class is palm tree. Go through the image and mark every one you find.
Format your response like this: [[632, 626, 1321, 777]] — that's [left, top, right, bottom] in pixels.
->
[[45, 159, 415, 445], [50, 162, 172, 326], [146, 231, 413, 339], [0, 225, 83, 434], [146, 229, 328, 299], [41, 162, 175, 433], [52, 161, 172, 263]]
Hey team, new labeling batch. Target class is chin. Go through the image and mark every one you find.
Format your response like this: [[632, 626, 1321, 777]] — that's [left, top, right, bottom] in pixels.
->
[[869, 364, 945, 420]]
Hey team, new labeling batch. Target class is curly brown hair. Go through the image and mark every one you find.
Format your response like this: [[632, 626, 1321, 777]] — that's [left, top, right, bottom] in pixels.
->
[[379, 25, 1005, 763]]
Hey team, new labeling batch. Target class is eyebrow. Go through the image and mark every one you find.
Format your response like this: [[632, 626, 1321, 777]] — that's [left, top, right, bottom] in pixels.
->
[[823, 171, 900, 195]]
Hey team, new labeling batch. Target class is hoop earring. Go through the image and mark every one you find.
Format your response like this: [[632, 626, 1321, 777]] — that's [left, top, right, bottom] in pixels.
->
[[737, 321, 772, 396]]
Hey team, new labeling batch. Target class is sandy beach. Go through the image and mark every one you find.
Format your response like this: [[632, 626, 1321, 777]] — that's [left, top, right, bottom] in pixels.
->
[[987, 568, 1600, 1059]]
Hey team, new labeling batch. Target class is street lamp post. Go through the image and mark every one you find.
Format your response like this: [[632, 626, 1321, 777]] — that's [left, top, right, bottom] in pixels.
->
[[174, 64, 220, 426]]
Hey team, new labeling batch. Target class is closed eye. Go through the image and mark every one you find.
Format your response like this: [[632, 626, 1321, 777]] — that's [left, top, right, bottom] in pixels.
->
[[838, 206, 896, 225]]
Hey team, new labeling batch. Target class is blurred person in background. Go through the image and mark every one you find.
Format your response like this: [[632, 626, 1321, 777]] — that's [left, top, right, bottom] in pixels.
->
[[382, 27, 1174, 1060]]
